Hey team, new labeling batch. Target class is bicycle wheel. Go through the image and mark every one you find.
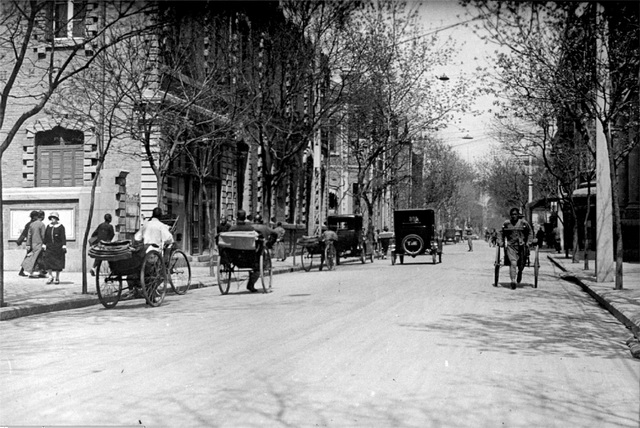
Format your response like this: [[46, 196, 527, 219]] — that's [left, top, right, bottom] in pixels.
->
[[533, 245, 540, 288], [168, 249, 191, 295], [301, 245, 314, 272], [324, 243, 336, 271], [95, 261, 122, 309], [141, 250, 167, 307], [260, 249, 272, 292]]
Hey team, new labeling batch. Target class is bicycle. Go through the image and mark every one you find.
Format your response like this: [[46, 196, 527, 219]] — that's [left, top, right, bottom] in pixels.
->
[[165, 244, 191, 295]]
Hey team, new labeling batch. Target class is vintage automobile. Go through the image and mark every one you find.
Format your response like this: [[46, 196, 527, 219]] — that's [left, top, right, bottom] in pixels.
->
[[391, 208, 442, 265], [327, 214, 374, 265], [444, 228, 458, 244]]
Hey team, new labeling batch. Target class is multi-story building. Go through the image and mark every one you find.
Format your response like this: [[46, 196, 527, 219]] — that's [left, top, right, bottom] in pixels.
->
[[2, 1, 326, 270]]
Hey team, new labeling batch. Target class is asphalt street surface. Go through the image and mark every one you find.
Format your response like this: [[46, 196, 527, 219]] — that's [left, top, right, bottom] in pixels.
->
[[1, 242, 638, 427]]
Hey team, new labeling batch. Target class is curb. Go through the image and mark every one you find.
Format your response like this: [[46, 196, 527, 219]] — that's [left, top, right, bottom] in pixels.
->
[[1, 265, 304, 321], [1, 296, 99, 321], [548, 255, 640, 338]]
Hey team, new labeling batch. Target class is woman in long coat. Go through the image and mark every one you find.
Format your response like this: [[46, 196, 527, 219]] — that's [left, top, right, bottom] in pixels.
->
[[21, 210, 46, 278], [43, 212, 67, 284]]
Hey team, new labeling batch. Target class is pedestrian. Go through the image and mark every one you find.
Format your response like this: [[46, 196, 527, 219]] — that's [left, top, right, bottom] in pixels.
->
[[20, 210, 47, 278], [42, 211, 67, 284], [217, 216, 231, 234], [89, 213, 115, 276], [553, 226, 561, 253], [17, 210, 39, 277], [466, 228, 473, 252], [535, 226, 545, 249], [500, 208, 531, 290], [274, 221, 286, 261]]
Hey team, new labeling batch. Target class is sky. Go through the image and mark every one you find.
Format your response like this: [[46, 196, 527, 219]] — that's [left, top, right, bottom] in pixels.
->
[[417, 0, 500, 163]]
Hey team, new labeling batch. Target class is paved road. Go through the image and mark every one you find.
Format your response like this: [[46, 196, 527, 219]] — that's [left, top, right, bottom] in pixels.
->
[[1, 242, 638, 427]]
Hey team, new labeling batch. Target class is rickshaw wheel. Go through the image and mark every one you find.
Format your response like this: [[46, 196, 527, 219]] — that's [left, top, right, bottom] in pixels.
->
[[301, 246, 314, 272], [96, 260, 122, 309], [140, 250, 167, 307], [260, 249, 273, 292], [324, 242, 336, 271], [216, 252, 231, 295], [168, 249, 191, 295], [533, 245, 540, 288]]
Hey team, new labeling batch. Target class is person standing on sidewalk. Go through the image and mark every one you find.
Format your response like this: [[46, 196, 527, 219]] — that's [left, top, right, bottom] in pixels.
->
[[42, 212, 67, 284], [17, 210, 38, 277], [89, 213, 115, 276], [21, 210, 46, 278], [500, 208, 531, 290]]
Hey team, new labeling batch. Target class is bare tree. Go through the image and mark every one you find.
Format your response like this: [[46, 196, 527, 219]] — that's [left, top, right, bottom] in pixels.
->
[[0, 0, 157, 305], [465, 0, 639, 287], [339, 1, 485, 234]]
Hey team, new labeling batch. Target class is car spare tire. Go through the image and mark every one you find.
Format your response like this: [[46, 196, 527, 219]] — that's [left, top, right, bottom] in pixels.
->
[[402, 234, 424, 256]]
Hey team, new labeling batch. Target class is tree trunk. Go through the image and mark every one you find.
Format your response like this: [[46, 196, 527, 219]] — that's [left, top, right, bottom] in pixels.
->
[[82, 161, 103, 294], [607, 143, 624, 290], [583, 190, 592, 270]]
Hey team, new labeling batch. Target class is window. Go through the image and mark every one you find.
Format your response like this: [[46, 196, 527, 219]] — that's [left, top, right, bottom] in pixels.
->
[[35, 127, 84, 187], [53, 0, 86, 39]]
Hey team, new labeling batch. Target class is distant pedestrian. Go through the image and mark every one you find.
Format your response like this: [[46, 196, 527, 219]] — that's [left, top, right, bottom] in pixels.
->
[[274, 221, 286, 261], [553, 226, 561, 253], [20, 210, 46, 278], [42, 211, 67, 285], [89, 213, 115, 276], [466, 228, 473, 252], [535, 227, 545, 249]]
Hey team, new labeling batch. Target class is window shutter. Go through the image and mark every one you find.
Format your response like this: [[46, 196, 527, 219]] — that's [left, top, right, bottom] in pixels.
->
[[37, 145, 83, 187]]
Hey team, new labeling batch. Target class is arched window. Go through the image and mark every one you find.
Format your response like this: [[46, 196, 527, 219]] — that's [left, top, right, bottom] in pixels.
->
[[35, 126, 84, 187]]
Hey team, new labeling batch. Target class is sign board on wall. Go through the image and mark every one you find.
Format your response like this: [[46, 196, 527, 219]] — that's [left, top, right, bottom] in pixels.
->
[[9, 209, 75, 240]]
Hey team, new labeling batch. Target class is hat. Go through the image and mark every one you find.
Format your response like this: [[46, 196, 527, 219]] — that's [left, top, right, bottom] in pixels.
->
[[48, 211, 60, 220]]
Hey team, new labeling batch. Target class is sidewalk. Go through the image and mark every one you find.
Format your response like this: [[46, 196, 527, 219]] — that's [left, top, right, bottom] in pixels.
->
[[1, 257, 304, 321], [547, 253, 640, 340]]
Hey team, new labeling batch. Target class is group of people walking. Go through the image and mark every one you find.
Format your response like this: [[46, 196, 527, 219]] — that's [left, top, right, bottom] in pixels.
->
[[17, 210, 67, 284]]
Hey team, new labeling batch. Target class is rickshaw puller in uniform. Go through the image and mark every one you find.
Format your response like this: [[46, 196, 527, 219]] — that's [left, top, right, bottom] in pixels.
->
[[500, 208, 531, 290]]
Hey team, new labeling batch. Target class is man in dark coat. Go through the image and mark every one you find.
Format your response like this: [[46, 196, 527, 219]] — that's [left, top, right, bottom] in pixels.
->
[[89, 213, 116, 276]]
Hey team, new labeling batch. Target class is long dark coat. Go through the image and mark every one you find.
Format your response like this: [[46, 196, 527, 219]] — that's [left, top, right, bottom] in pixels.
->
[[43, 224, 67, 271]]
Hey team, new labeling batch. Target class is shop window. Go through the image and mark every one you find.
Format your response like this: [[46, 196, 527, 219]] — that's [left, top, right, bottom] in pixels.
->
[[35, 127, 84, 187]]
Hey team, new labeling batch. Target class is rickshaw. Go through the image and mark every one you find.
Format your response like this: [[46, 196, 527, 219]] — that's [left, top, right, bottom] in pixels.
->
[[297, 231, 338, 272], [92, 241, 168, 308], [92, 217, 191, 309], [327, 214, 374, 265], [390, 209, 441, 265], [494, 237, 540, 288], [216, 231, 272, 294]]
